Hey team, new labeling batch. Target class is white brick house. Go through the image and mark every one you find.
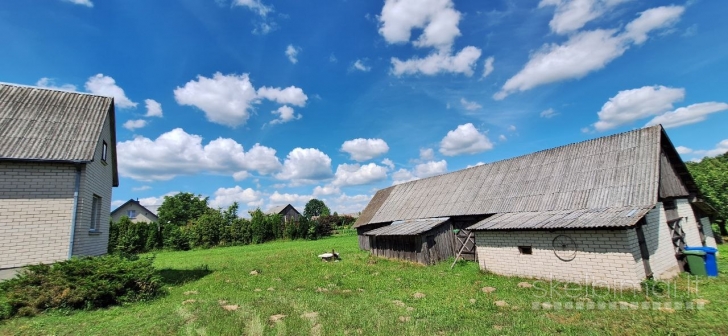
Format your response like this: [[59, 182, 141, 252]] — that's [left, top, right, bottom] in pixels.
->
[[354, 126, 718, 288], [0, 83, 119, 273]]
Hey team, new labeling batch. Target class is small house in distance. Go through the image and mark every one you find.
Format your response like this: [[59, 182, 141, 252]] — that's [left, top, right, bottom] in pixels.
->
[[267, 204, 301, 222], [0, 83, 118, 274], [111, 199, 159, 223], [354, 125, 717, 288]]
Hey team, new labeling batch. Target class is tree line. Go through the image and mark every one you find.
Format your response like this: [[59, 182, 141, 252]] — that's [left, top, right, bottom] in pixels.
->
[[108, 193, 356, 254], [687, 152, 728, 236]]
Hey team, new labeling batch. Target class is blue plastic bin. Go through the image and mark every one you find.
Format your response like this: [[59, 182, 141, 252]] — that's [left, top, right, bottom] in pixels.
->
[[685, 246, 718, 277]]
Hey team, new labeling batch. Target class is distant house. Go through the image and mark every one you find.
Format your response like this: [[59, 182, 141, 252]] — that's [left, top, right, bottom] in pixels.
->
[[0, 83, 118, 273], [267, 204, 301, 222], [354, 126, 718, 288], [111, 199, 159, 223]]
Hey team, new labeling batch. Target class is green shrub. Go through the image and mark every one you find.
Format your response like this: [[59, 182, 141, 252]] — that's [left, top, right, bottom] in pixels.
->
[[0, 255, 163, 319]]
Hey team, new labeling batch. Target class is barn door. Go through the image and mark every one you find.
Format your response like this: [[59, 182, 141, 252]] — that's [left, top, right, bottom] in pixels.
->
[[454, 229, 476, 261], [667, 217, 687, 271]]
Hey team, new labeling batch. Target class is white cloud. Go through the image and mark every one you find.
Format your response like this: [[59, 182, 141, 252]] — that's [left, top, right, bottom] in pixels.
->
[[391, 159, 447, 185], [285, 45, 300, 64], [233, 0, 272, 16], [467, 162, 485, 168], [144, 99, 163, 117], [313, 185, 341, 196], [269, 191, 312, 206], [123, 119, 147, 131], [378, 0, 462, 51], [392, 168, 416, 185], [117, 128, 282, 181], [593, 85, 685, 131], [683, 140, 728, 161], [539, 0, 629, 35], [132, 185, 151, 191], [498, 134, 507, 141], [352, 60, 371, 72], [331, 163, 389, 187], [381, 158, 395, 170], [36, 78, 77, 92], [174, 72, 307, 127], [645, 102, 728, 129], [174, 73, 256, 127], [276, 148, 333, 183], [496, 6, 685, 99], [623, 6, 685, 45], [508, 125, 517, 131], [270, 105, 302, 124], [63, 0, 93, 7], [341, 138, 390, 161], [233, 171, 251, 181], [419, 148, 435, 161], [252, 22, 276, 35], [209, 186, 263, 209], [540, 108, 558, 118], [482, 56, 495, 78], [675, 146, 692, 155], [440, 123, 494, 156], [460, 98, 482, 111], [391, 46, 482, 77], [85, 74, 137, 108], [256, 86, 308, 106], [324, 193, 373, 214]]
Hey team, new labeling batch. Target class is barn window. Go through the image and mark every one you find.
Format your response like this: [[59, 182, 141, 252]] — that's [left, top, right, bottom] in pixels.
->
[[518, 246, 533, 255]]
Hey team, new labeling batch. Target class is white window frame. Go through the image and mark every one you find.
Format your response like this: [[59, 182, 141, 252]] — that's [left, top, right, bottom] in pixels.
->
[[127, 209, 137, 219], [101, 141, 108, 162], [90, 195, 102, 232]]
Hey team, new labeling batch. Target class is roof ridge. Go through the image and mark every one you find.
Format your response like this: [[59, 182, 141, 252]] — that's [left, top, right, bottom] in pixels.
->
[[0, 82, 115, 100]]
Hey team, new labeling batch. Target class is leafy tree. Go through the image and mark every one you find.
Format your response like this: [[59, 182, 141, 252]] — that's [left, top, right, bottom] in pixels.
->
[[303, 199, 330, 218], [687, 152, 728, 235], [157, 192, 210, 226]]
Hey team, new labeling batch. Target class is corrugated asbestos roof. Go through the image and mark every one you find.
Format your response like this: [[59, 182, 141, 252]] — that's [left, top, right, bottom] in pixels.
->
[[267, 205, 288, 215], [355, 126, 677, 228], [467, 206, 653, 230], [0, 83, 113, 162], [364, 217, 449, 236]]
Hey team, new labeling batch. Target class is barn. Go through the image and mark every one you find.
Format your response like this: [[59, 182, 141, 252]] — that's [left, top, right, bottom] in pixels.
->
[[353, 125, 718, 287]]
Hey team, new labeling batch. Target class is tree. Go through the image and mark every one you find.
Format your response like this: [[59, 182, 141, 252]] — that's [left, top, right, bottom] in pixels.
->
[[157, 192, 210, 226], [686, 152, 728, 235], [303, 199, 330, 218]]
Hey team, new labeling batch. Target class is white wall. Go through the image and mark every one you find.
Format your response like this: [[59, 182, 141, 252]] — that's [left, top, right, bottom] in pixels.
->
[[638, 203, 681, 280], [676, 198, 703, 247]]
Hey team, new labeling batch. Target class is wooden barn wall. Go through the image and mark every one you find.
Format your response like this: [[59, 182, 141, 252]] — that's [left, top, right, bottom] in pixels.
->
[[369, 235, 422, 263], [659, 150, 689, 199], [423, 222, 456, 264], [357, 223, 389, 250], [450, 215, 489, 261]]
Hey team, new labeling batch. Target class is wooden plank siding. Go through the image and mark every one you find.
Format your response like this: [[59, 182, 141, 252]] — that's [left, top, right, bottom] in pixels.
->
[[356, 223, 389, 250], [367, 221, 457, 265]]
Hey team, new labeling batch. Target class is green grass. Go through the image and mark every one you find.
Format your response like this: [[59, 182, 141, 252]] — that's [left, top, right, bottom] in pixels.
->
[[1, 236, 727, 335]]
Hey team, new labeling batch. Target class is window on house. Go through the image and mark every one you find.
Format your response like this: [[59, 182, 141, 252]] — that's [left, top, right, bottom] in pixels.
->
[[127, 210, 137, 219], [91, 195, 102, 232], [518, 246, 533, 255], [102, 141, 108, 162]]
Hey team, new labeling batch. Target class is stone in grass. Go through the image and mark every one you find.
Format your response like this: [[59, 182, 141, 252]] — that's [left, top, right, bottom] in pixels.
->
[[222, 305, 240, 311], [398, 316, 411, 322], [494, 300, 508, 307], [269, 314, 286, 323], [413, 292, 426, 299], [469, 299, 476, 304], [254, 288, 262, 292], [267, 287, 275, 291], [183, 290, 199, 295], [357, 288, 365, 292], [481, 287, 496, 293], [250, 270, 259, 276], [392, 300, 406, 307], [517, 282, 533, 288]]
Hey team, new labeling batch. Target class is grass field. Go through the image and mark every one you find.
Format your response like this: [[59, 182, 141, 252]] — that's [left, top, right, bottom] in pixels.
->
[[1, 234, 726, 335]]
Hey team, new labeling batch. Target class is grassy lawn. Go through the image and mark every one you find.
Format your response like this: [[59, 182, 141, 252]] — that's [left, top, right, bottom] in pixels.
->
[[1, 234, 727, 335]]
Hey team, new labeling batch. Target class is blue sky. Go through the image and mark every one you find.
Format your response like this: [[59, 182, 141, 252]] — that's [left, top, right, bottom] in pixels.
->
[[2, 0, 727, 215]]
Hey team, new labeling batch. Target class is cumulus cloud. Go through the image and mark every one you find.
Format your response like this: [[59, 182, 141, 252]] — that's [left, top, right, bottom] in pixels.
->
[[209, 186, 263, 209], [117, 128, 281, 181], [392, 160, 448, 185], [645, 102, 728, 129], [419, 148, 435, 161], [144, 99, 163, 117], [593, 85, 685, 131], [285, 45, 300, 64], [341, 138, 390, 161], [439, 123, 494, 156], [539, 0, 629, 34], [540, 108, 558, 118], [495, 6, 685, 100], [313, 185, 341, 196], [460, 98, 482, 111], [85, 74, 137, 108], [174, 72, 307, 127], [381, 158, 395, 170], [331, 163, 389, 187], [378, 0, 462, 51], [324, 193, 373, 215], [36, 78, 77, 92], [675, 146, 692, 155], [233, 0, 272, 16], [269, 191, 313, 206], [123, 119, 147, 131], [270, 105, 302, 124], [498, 134, 507, 141], [482, 56, 495, 78], [352, 60, 371, 72], [391, 46, 482, 77], [681, 140, 728, 161], [62, 0, 93, 7], [276, 148, 333, 183]]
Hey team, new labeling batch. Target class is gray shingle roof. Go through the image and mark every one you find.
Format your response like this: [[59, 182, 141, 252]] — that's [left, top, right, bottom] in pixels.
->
[[467, 206, 653, 230], [364, 217, 449, 236], [355, 125, 696, 228], [0, 83, 114, 162]]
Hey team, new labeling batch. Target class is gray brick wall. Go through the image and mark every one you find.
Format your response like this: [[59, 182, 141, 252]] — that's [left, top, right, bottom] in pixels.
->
[[0, 162, 76, 268]]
